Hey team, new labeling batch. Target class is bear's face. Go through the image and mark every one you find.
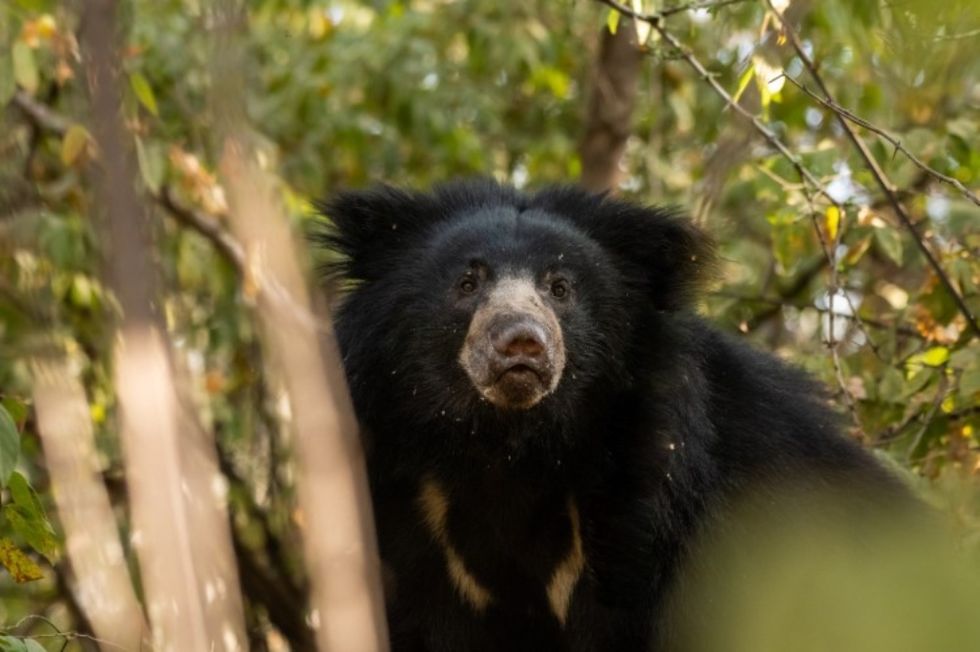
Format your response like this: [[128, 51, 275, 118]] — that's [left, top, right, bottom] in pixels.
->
[[319, 181, 713, 434], [425, 207, 620, 410]]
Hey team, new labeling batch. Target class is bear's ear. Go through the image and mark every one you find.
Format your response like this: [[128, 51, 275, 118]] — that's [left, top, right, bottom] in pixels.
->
[[534, 188, 715, 311], [312, 185, 443, 281]]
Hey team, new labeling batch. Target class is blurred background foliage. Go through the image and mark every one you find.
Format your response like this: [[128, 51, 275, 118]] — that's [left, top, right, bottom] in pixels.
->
[[0, 0, 978, 648]]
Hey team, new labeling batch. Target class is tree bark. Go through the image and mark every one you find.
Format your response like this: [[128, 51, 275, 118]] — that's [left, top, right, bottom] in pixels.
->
[[579, 18, 643, 193]]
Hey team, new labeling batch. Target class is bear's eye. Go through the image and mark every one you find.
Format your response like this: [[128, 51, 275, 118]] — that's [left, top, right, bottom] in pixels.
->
[[458, 275, 479, 294], [550, 278, 571, 299]]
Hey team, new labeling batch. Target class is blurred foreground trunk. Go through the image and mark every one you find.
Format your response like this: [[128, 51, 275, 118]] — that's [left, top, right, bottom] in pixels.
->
[[80, 1, 247, 649], [211, 4, 390, 650], [31, 360, 148, 650]]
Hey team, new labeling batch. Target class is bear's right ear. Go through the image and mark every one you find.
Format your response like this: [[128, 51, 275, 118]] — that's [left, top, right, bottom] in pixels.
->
[[312, 185, 442, 281]]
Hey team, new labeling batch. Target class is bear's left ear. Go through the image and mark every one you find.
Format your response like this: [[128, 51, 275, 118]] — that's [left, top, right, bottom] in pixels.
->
[[588, 202, 715, 311], [535, 189, 715, 311], [312, 185, 443, 282]]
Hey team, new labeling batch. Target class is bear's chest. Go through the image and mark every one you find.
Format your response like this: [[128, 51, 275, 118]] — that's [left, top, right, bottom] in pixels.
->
[[413, 474, 585, 626]]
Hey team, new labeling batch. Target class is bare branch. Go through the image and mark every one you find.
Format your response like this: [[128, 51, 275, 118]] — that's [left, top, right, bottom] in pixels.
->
[[11, 90, 70, 135], [764, 0, 979, 337], [158, 186, 246, 270]]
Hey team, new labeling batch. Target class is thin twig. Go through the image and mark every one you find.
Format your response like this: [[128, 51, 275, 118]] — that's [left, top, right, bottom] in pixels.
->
[[906, 373, 948, 460], [714, 290, 924, 338], [933, 28, 980, 41], [595, 0, 843, 211], [765, 0, 979, 338], [779, 74, 980, 208], [660, 0, 754, 18]]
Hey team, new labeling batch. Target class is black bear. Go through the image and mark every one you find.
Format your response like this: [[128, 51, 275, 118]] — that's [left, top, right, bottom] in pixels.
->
[[317, 179, 905, 651]]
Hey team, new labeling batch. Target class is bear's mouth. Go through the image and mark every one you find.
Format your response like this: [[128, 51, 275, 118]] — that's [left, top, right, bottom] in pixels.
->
[[484, 362, 552, 409], [496, 363, 544, 384]]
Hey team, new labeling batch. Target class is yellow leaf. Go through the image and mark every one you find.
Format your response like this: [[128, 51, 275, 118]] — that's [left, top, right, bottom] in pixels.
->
[[941, 395, 955, 413], [0, 538, 43, 583], [733, 63, 755, 105], [129, 72, 158, 116], [607, 8, 620, 35], [921, 346, 950, 367], [825, 205, 841, 241], [906, 346, 950, 374], [61, 124, 91, 165]]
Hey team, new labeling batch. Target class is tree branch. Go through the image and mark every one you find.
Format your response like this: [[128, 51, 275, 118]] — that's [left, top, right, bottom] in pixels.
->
[[11, 90, 71, 135], [595, 0, 843, 210], [158, 185, 246, 270], [765, 0, 978, 338], [778, 75, 980, 208]]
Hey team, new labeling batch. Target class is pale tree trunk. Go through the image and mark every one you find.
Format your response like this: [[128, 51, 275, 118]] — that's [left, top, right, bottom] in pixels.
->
[[80, 1, 247, 649], [31, 359, 149, 650], [210, 3, 390, 650]]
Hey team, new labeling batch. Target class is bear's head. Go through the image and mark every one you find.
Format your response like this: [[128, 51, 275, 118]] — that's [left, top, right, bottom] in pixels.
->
[[316, 180, 713, 435]]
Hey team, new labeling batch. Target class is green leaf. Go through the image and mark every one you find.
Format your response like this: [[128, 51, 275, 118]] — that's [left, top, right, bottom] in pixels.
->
[[0, 636, 28, 652], [129, 72, 159, 116], [11, 42, 39, 95], [874, 227, 903, 266], [960, 368, 980, 400], [0, 405, 19, 488], [5, 472, 58, 563], [61, 124, 92, 166], [0, 53, 16, 105], [135, 137, 166, 193], [23, 640, 46, 652], [0, 539, 43, 584], [1, 398, 27, 426]]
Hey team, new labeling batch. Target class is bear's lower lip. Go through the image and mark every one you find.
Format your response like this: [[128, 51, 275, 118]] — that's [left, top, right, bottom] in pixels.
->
[[496, 364, 544, 384]]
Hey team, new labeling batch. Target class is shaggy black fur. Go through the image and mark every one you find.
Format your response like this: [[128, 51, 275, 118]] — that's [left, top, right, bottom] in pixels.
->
[[314, 179, 905, 652]]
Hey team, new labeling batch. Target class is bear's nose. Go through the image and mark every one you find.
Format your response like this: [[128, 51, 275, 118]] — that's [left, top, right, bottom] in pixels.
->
[[491, 320, 547, 359]]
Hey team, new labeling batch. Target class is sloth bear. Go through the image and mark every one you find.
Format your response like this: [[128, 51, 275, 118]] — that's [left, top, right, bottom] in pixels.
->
[[317, 180, 905, 651]]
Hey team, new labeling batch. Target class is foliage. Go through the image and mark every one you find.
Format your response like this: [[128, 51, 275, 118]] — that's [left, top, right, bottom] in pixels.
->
[[0, 0, 977, 646]]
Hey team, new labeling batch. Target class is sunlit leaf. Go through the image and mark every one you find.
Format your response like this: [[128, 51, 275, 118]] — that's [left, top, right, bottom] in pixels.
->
[[0, 406, 19, 488], [11, 42, 38, 95], [825, 206, 841, 241], [733, 63, 755, 104], [129, 72, 159, 116], [632, 0, 652, 43], [606, 8, 620, 35], [906, 347, 950, 375]]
